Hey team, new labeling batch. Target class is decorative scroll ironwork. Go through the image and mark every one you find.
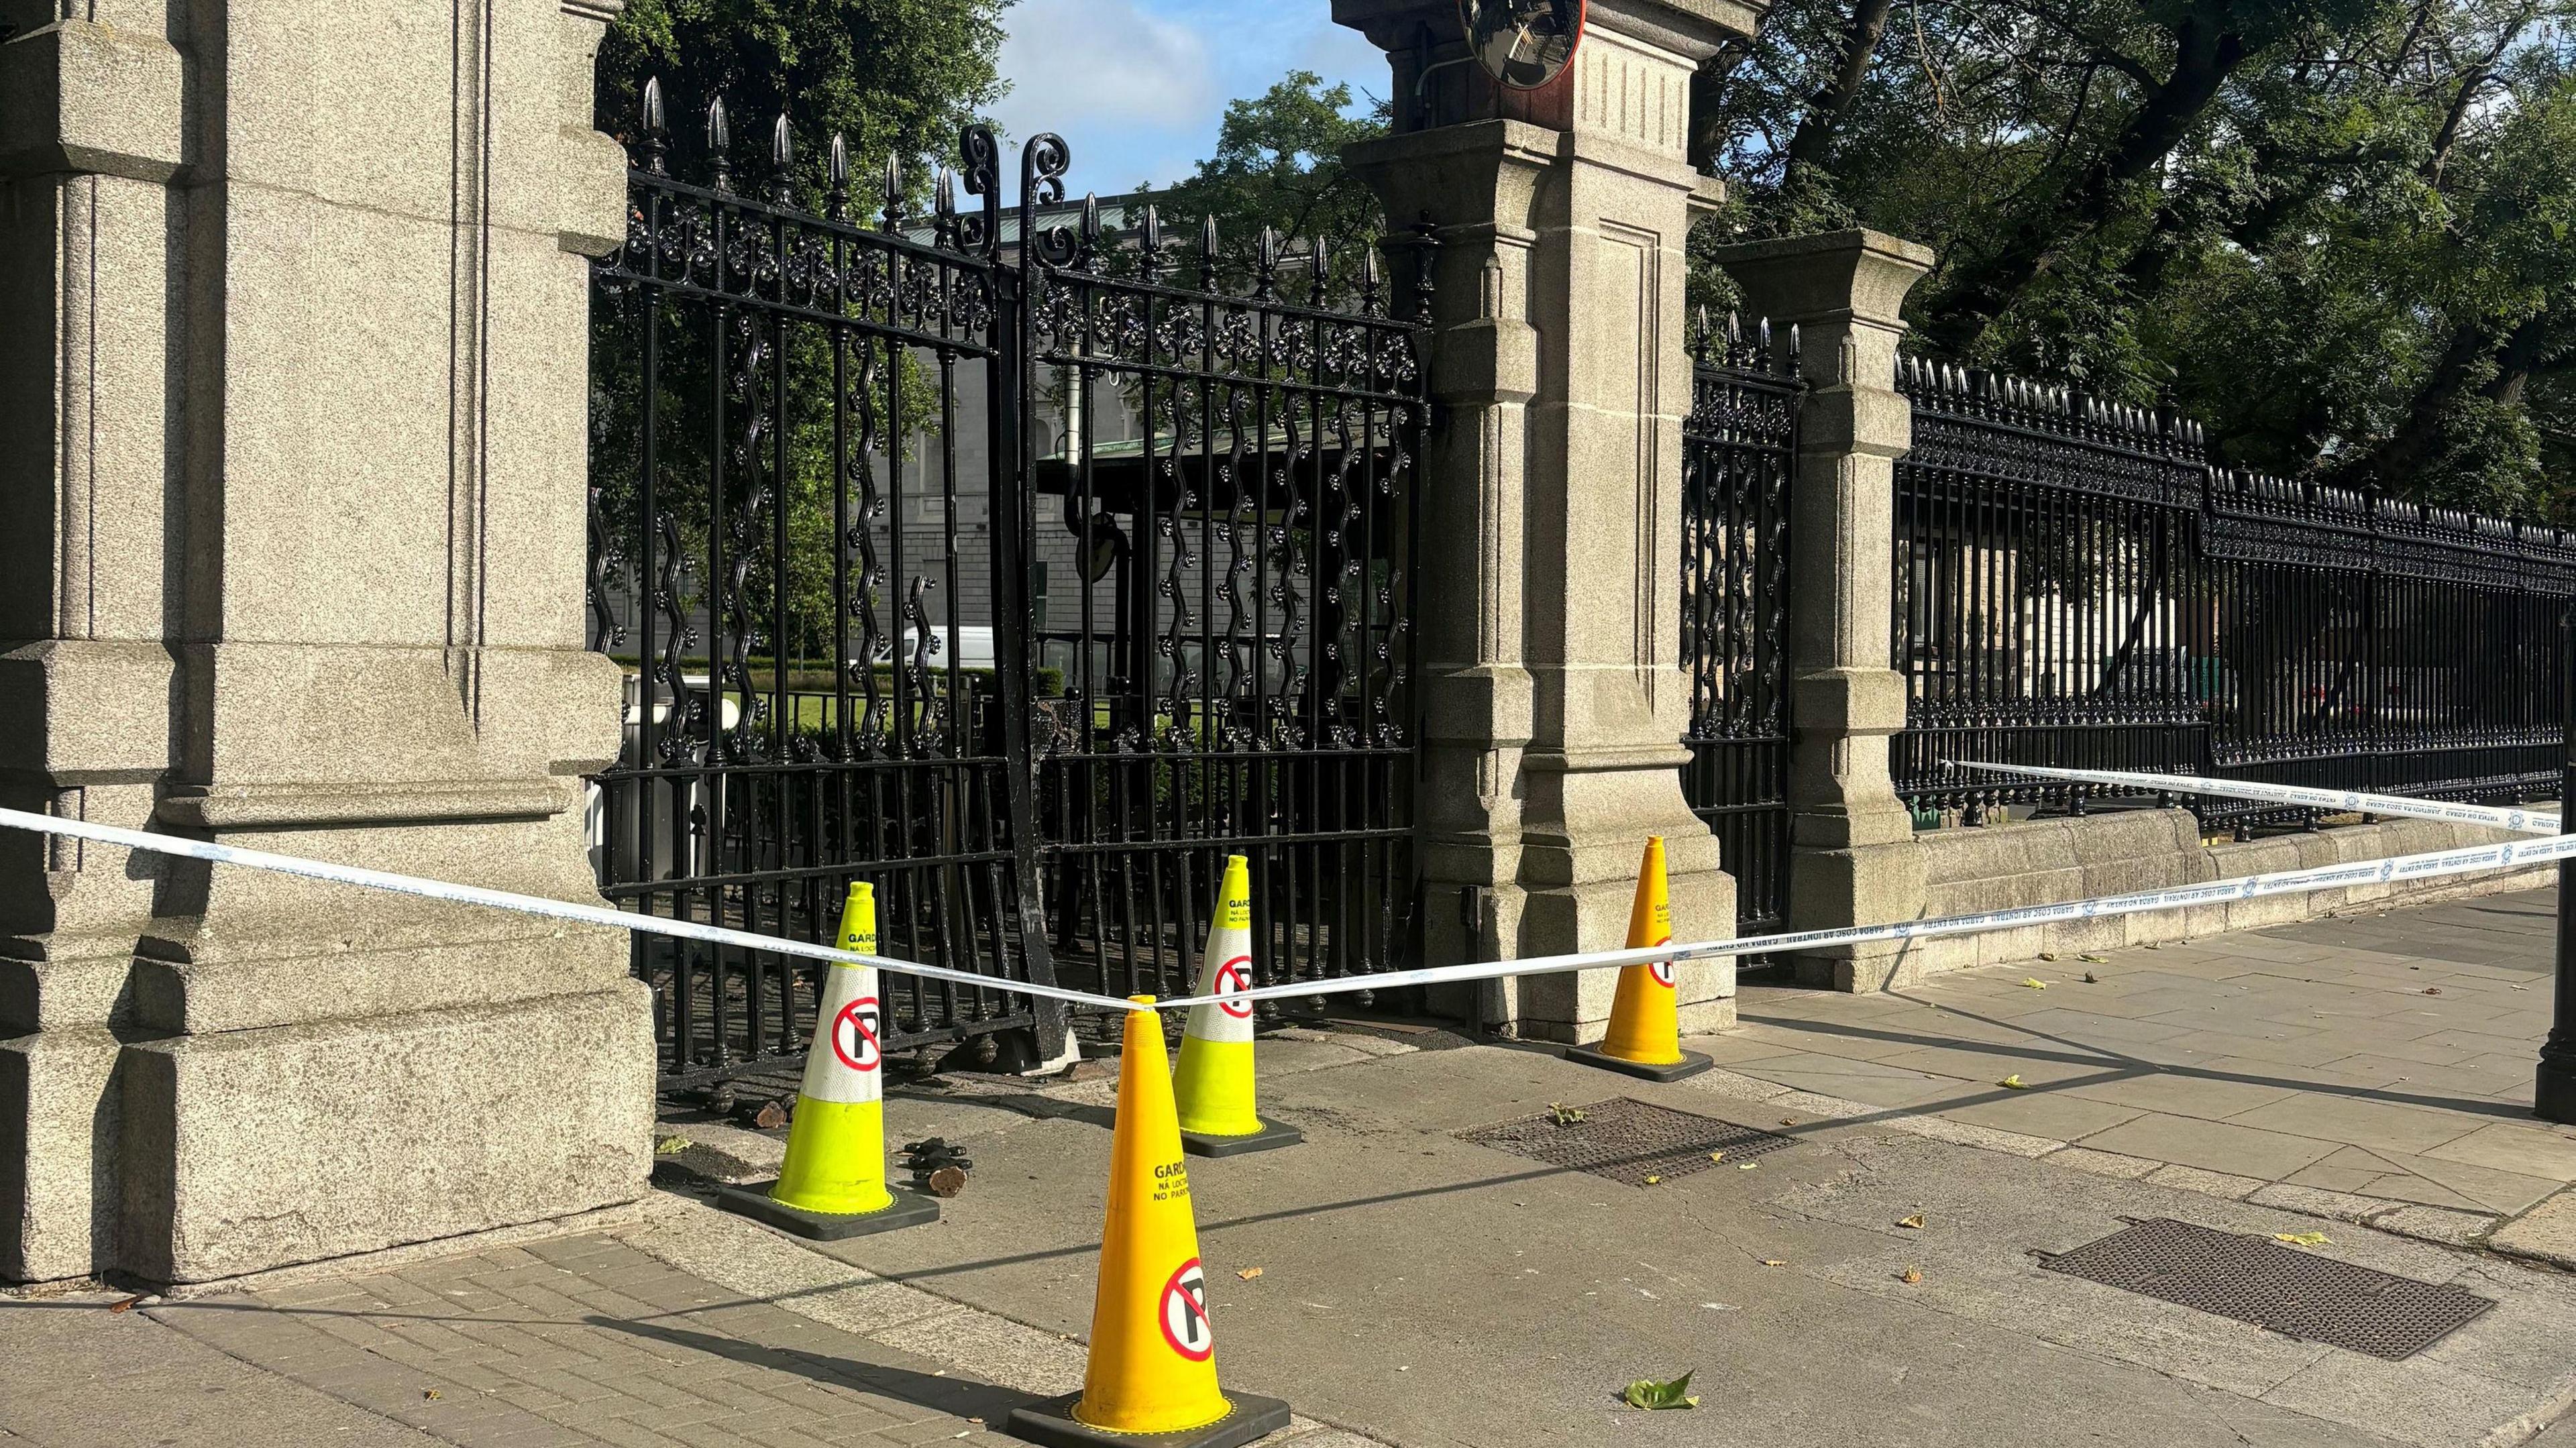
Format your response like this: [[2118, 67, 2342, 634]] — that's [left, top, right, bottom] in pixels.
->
[[587, 78, 1434, 1082], [1680, 311, 1801, 935], [1024, 186, 1432, 1014], [1892, 355, 2576, 832]]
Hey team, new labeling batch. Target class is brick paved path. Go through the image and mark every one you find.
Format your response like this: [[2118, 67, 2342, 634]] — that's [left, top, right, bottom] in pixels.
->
[[144, 1232, 1020, 1448]]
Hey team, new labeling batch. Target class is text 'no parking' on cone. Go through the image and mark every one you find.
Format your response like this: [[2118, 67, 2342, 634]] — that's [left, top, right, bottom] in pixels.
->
[[1171, 854, 1301, 1158], [1564, 836, 1715, 1083], [1007, 998, 1291, 1448], [712, 881, 941, 1239]]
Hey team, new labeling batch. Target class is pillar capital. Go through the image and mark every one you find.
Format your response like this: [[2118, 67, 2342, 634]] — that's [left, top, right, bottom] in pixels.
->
[[1705, 229, 1935, 333]]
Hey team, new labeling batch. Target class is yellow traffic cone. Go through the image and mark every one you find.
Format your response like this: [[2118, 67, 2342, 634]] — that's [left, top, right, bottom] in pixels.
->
[[1172, 856, 1301, 1158], [1564, 837, 1715, 1083], [713, 882, 941, 1239], [1007, 998, 1291, 1448]]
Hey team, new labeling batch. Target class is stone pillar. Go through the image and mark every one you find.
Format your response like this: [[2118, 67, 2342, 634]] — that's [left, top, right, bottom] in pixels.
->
[[1336, 0, 1758, 1042], [1, 0, 649, 1285], [1710, 229, 1935, 991]]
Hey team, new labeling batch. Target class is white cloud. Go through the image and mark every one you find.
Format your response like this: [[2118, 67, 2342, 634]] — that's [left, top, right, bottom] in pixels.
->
[[992, 0, 1218, 144]]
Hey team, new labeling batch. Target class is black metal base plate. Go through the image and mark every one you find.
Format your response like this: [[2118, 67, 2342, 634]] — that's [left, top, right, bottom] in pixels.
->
[[1004, 1392, 1291, 1448], [2538, 1054, 2576, 1125], [712, 1181, 941, 1240], [1561, 1045, 1714, 1083], [1179, 1117, 1304, 1158]]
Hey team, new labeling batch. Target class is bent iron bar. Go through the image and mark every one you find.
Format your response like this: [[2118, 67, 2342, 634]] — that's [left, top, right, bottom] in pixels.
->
[[1680, 310, 1801, 936], [1890, 357, 2576, 835], [586, 80, 1435, 1084]]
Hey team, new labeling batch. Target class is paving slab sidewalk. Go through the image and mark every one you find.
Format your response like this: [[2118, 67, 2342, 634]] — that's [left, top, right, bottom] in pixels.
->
[[1707, 889, 2576, 1255]]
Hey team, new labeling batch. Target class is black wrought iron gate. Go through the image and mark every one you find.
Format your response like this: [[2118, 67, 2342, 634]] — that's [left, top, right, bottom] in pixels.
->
[[586, 86, 1432, 1084], [1679, 315, 1800, 935]]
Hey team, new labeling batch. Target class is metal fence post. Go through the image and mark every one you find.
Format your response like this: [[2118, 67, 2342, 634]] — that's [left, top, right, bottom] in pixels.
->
[[2540, 602, 2576, 1123]]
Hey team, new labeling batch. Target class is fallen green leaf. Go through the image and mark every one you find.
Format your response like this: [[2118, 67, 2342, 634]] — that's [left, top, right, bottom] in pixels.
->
[[654, 1135, 692, 1155], [2272, 1231, 2330, 1247], [2078, 953, 2109, 964], [1997, 1074, 2029, 1090], [2021, 977, 2049, 990], [1549, 1102, 1587, 1125], [1623, 1372, 1699, 1410]]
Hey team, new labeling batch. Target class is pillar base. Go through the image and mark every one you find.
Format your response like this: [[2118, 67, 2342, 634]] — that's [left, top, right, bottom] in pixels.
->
[[1179, 1119, 1303, 1158], [2539, 1048, 2576, 1126], [1561, 1045, 1713, 1083], [712, 1182, 941, 1240], [1006, 1392, 1292, 1448], [117, 982, 653, 1286]]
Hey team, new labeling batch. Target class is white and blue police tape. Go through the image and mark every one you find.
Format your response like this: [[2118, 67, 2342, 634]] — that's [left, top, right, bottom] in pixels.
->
[[0, 803, 2559, 1019], [1945, 760, 2559, 836], [0, 805, 1142, 1015], [1154, 827, 2576, 1009]]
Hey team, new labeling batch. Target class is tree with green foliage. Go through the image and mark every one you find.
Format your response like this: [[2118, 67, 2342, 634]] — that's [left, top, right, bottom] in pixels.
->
[[1160, 71, 1391, 287], [596, 0, 1011, 189], [588, 1, 1011, 677], [1696, 0, 2576, 517]]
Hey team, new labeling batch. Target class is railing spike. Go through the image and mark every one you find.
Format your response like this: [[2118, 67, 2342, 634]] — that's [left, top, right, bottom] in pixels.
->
[[1140, 203, 1163, 269], [881, 154, 904, 231], [1784, 321, 1800, 372], [706, 95, 733, 192], [768, 113, 795, 205], [826, 133, 849, 217], [1309, 233, 1330, 305], [1199, 213, 1220, 288], [639, 77, 669, 174]]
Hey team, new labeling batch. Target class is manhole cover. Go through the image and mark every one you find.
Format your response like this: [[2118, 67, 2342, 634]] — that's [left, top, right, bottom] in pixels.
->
[[1454, 1098, 1796, 1186], [2038, 1217, 2494, 1360]]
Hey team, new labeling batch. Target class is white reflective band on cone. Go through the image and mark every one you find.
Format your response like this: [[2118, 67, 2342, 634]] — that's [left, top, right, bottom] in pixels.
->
[[1947, 761, 2561, 836], [1183, 906, 1256, 1043], [0, 805, 1140, 1016], [802, 964, 885, 1104]]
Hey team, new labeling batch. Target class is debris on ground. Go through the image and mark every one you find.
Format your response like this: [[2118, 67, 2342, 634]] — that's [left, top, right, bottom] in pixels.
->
[[2021, 978, 2049, 990], [2083, 971, 2100, 984], [1644, 1174, 1663, 1185], [1897, 1214, 1925, 1229], [1898, 1266, 1924, 1284], [2078, 953, 2108, 964], [2272, 1231, 2331, 1247], [902, 1138, 974, 1198], [1998, 1074, 2029, 1090], [654, 1135, 692, 1155], [1760, 1259, 1788, 1268], [747, 1098, 790, 1131], [1237, 1267, 1264, 1280], [107, 1295, 148, 1313], [1623, 1372, 1699, 1410], [1709, 1150, 1726, 1164], [1550, 1102, 1587, 1125]]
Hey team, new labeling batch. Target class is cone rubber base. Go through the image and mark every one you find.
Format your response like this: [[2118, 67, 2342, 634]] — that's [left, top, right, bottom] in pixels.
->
[[1561, 1044, 1715, 1083], [712, 1181, 941, 1240], [1177, 1117, 1303, 1158], [1005, 1391, 1291, 1448]]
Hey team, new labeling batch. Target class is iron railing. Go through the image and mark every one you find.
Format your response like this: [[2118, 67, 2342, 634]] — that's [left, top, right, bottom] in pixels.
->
[[1680, 313, 1800, 932], [585, 82, 1433, 1084], [1892, 357, 2576, 833]]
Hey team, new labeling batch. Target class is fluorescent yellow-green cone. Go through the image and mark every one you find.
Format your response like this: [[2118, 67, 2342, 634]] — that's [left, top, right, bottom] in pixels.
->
[[1173, 856, 1263, 1137], [771, 883, 896, 1216]]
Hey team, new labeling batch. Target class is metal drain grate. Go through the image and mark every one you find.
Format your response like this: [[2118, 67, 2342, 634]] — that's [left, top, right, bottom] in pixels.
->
[[1454, 1098, 1797, 1186], [2038, 1217, 2495, 1360]]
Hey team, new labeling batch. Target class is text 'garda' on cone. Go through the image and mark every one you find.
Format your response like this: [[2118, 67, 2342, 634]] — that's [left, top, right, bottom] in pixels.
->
[[1173, 856, 1262, 1137], [769, 882, 895, 1216], [1597, 836, 1683, 1066], [1071, 999, 1235, 1435]]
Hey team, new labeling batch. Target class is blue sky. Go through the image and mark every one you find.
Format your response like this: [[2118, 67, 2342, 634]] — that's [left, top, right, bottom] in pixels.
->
[[988, 0, 1386, 197]]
